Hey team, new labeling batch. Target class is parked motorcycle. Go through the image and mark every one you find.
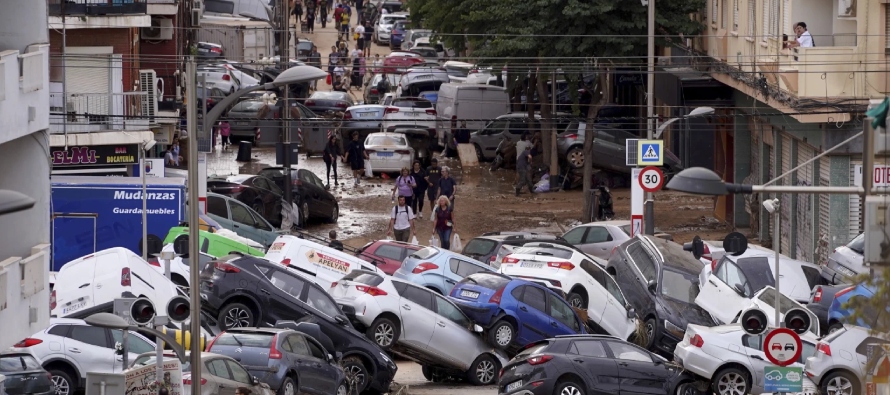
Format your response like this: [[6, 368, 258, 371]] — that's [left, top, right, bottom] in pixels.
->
[[489, 136, 517, 171]]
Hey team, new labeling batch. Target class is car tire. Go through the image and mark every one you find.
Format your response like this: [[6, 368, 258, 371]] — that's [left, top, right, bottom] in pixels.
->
[[644, 317, 658, 350], [554, 379, 586, 395], [566, 146, 584, 169], [488, 320, 514, 350], [712, 367, 750, 395], [328, 203, 339, 223], [301, 202, 310, 227], [474, 144, 484, 162], [49, 369, 75, 395], [277, 376, 296, 395], [466, 354, 498, 386], [366, 317, 400, 350], [336, 381, 348, 395], [218, 303, 255, 330], [566, 292, 586, 309], [341, 356, 369, 393], [421, 365, 433, 381], [828, 322, 844, 335], [675, 382, 699, 395], [821, 370, 858, 395]]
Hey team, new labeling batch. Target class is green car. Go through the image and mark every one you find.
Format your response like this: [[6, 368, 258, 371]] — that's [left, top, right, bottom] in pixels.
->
[[163, 227, 265, 258]]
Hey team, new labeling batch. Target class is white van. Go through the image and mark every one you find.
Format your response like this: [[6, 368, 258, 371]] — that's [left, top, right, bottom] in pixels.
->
[[436, 83, 510, 152], [264, 235, 383, 288], [51, 247, 180, 318]]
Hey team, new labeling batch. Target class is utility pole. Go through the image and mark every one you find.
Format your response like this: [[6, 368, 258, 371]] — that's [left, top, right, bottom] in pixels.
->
[[281, 0, 294, 208], [185, 58, 202, 395], [550, 69, 557, 184], [644, 0, 656, 235]]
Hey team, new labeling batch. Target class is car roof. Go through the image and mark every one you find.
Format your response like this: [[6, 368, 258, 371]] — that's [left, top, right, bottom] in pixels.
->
[[577, 220, 630, 227], [223, 327, 291, 334], [367, 132, 410, 138], [49, 317, 88, 325], [347, 104, 386, 111], [553, 334, 621, 340]]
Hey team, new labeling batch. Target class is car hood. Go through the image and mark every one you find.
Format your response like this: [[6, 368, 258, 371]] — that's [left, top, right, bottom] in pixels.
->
[[659, 296, 715, 327]]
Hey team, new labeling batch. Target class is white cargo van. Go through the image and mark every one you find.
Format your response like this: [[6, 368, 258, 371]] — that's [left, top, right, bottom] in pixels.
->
[[436, 83, 510, 153], [264, 235, 383, 288], [51, 247, 180, 318]]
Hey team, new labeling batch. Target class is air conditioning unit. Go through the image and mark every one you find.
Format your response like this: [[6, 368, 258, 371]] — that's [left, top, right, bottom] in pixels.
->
[[192, 0, 204, 26], [838, 0, 855, 17], [141, 17, 174, 40], [139, 70, 158, 124]]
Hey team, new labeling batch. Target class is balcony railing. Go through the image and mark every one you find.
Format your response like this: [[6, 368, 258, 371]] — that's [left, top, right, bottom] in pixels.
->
[[50, 91, 152, 133], [47, 0, 148, 16]]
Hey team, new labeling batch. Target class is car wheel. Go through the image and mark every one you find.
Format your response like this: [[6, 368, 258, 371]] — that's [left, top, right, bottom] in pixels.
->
[[644, 317, 658, 350], [474, 144, 484, 162], [277, 377, 296, 395], [336, 381, 348, 395], [328, 203, 339, 223], [341, 356, 369, 392], [828, 323, 844, 335], [218, 303, 254, 330], [554, 379, 585, 395], [566, 147, 584, 169], [366, 317, 400, 350], [421, 365, 433, 381], [49, 369, 74, 395], [466, 354, 498, 386], [567, 292, 586, 309], [713, 367, 749, 395], [675, 382, 698, 395], [301, 202, 310, 227], [488, 320, 514, 350], [822, 371, 858, 395]]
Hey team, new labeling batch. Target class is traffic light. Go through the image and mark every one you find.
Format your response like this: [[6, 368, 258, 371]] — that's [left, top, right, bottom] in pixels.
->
[[166, 295, 191, 323], [784, 308, 812, 335], [740, 307, 768, 335], [130, 297, 156, 325]]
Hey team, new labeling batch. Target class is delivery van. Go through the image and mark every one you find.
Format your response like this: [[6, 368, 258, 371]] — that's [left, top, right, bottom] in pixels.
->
[[436, 83, 509, 153], [264, 235, 383, 288]]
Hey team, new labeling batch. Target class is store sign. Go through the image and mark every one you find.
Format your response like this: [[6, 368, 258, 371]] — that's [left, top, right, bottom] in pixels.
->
[[51, 145, 139, 167]]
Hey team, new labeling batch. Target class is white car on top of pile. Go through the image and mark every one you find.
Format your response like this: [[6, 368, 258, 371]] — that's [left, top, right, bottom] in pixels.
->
[[263, 234, 382, 289]]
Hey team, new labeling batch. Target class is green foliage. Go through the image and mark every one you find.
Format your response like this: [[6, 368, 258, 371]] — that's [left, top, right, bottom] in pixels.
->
[[843, 271, 890, 334]]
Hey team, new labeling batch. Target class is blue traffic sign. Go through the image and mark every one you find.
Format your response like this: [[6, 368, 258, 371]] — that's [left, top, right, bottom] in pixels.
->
[[636, 139, 663, 166], [764, 366, 803, 393]]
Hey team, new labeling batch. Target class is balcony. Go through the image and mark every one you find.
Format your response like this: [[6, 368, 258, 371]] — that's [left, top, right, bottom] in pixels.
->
[[50, 91, 153, 133]]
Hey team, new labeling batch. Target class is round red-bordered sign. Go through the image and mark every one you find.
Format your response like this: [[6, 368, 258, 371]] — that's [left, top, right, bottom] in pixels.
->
[[638, 166, 665, 193], [763, 328, 802, 367]]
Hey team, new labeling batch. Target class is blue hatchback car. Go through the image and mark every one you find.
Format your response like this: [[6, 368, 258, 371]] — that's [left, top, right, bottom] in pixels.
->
[[827, 282, 880, 331], [448, 272, 587, 352], [393, 246, 494, 295], [390, 21, 408, 49]]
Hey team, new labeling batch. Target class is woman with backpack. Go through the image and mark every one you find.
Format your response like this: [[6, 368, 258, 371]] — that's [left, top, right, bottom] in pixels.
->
[[391, 167, 417, 209], [433, 196, 454, 250]]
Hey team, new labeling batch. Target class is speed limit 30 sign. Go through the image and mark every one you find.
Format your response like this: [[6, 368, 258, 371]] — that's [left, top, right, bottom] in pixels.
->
[[639, 166, 665, 193]]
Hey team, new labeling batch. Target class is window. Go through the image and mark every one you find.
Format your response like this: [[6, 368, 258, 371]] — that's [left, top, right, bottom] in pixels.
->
[[742, 334, 763, 350], [375, 244, 405, 261], [181, 254, 215, 272], [717, 261, 752, 297], [661, 270, 700, 303], [70, 326, 108, 348], [733, 0, 739, 31], [287, 335, 311, 356], [782, 0, 790, 35], [231, 203, 257, 227], [305, 286, 342, 317], [712, 0, 719, 25], [48, 325, 70, 337], [269, 270, 306, 299], [603, 272, 628, 307], [856, 337, 890, 356], [747, 0, 756, 37], [581, 259, 607, 287], [342, 271, 385, 287], [207, 196, 229, 218], [207, 359, 230, 379], [0, 355, 42, 372], [402, 284, 434, 310], [626, 242, 657, 282], [605, 341, 653, 362], [769, 0, 779, 37], [451, 259, 487, 277], [512, 246, 573, 260], [409, 247, 439, 260], [762, 0, 769, 41], [800, 267, 822, 290], [463, 239, 498, 256], [480, 119, 509, 136], [435, 296, 470, 327], [252, 177, 271, 191], [111, 331, 155, 354], [508, 119, 533, 135], [226, 360, 252, 384], [548, 293, 580, 332], [214, 333, 273, 348], [562, 227, 586, 244], [569, 341, 607, 358], [306, 338, 326, 359], [583, 227, 612, 243], [518, 286, 548, 312]]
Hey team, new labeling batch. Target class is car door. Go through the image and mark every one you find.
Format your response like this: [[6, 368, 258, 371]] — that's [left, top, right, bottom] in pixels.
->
[[109, 329, 155, 371], [394, 283, 438, 348], [427, 294, 478, 370], [695, 258, 752, 324], [65, 325, 113, 376], [601, 271, 636, 339], [246, 209, 277, 247], [224, 359, 259, 395], [206, 358, 237, 395], [603, 340, 674, 395], [547, 292, 583, 336], [579, 226, 617, 259], [228, 200, 262, 240], [263, 269, 310, 323], [567, 340, 621, 395], [284, 333, 322, 393], [304, 171, 331, 217], [252, 177, 282, 218], [478, 119, 509, 155], [208, 195, 234, 228], [580, 259, 630, 337], [561, 226, 588, 252], [305, 336, 340, 395], [511, 285, 550, 345]]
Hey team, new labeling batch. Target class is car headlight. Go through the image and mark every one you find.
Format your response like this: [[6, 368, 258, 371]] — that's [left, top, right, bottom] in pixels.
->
[[664, 320, 685, 339]]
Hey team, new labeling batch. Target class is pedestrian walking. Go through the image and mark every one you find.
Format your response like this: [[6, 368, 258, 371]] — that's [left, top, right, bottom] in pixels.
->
[[515, 133, 531, 161], [328, 230, 344, 250], [306, 1, 316, 32], [323, 131, 342, 186], [437, 166, 457, 207], [355, 0, 364, 21], [328, 46, 339, 75], [292, 0, 303, 23], [425, 157, 442, 211], [387, 195, 416, 242], [409, 160, 428, 217], [515, 142, 534, 196], [432, 196, 454, 250], [218, 120, 231, 148], [340, 11, 350, 40], [343, 131, 368, 186], [351, 52, 363, 89], [354, 23, 366, 51], [363, 21, 373, 57], [391, 167, 417, 209]]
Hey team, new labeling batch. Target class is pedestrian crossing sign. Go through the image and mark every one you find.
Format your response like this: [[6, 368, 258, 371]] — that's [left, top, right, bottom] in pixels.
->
[[637, 140, 663, 166]]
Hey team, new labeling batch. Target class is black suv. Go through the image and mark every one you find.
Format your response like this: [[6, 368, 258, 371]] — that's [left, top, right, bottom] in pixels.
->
[[199, 255, 397, 393], [461, 232, 572, 266], [605, 236, 716, 355]]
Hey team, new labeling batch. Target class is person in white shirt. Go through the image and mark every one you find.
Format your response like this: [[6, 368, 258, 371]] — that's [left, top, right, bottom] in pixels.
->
[[387, 195, 416, 242], [786, 22, 814, 48], [515, 133, 532, 161]]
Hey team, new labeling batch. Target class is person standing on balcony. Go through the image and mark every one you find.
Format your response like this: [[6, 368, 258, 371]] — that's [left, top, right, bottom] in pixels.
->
[[786, 22, 814, 48]]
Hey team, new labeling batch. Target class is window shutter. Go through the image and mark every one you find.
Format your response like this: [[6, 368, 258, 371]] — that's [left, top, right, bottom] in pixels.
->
[[748, 0, 756, 36], [762, 0, 770, 41], [885, 5, 890, 48], [770, 0, 780, 36], [722, 0, 728, 28], [734, 0, 739, 31], [713, 0, 719, 23], [783, 0, 791, 35]]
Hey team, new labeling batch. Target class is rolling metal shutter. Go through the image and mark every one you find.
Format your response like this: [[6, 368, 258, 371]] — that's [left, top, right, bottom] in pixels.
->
[[795, 142, 816, 262], [817, 156, 831, 264], [780, 134, 793, 255], [849, 159, 863, 240], [64, 52, 111, 115]]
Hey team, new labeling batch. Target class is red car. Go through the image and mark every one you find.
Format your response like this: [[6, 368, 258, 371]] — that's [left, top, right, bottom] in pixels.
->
[[382, 52, 425, 74], [356, 240, 422, 275]]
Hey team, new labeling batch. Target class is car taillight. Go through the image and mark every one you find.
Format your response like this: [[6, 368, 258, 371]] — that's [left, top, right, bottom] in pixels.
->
[[222, 74, 231, 81], [498, 368, 504, 379], [527, 355, 553, 365], [690, 334, 704, 348], [183, 377, 207, 385], [412, 262, 438, 274], [489, 286, 506, 304], [812, 286, 823, 303], [425, 109, 437, 115], [702, 244, 711, 261], [835, 286, 855, 298], [344, 112, 353, 120], [817, 341, 832, 356], [50, 290, 57, 311], [305, 100, 316, 106], [205, 331, 225, 351], [228, 185, 246, 193], [489, 256, 496, 263], [336, 102, 348, 108], [356, 285, 389, 296], [502, 256, 519, 264], [385, 107, 399, 114], [395, 150, 411, 155], [269, 334, 282, 359], [370, 88, 379, 94], [214, 262, 241, 273], [14, 338, 43, 348], [610, 246, 619, 257], [281, 258, 291, 266], [121, 267, 132, 286], [563, 133, 578, 139], [331, 281, 339, 288], [210, 47, 223, 54], [365, 149, 377, 154], [710, 259, 718, 272], [547, 261, 575, 270], [148, 258, 160, 267], [469, 69, 479, 74]]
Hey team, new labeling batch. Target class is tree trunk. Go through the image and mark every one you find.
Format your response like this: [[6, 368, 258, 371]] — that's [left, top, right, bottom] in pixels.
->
[[581, 70, 610, 222], [536, 69, 552, 171]]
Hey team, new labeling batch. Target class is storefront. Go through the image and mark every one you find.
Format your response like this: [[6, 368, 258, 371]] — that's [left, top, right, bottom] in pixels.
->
[[49, 131, 155, 176]]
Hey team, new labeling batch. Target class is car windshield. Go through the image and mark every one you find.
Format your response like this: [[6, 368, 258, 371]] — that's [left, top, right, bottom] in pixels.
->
[[367, 135, 407, 146], [393, 99, 432, 108], [461, 272, 511, 290], [133, 356, 192, 372], [311, 92, 347, 100], [736, 257, 776, 291], [412, 48, 438, 58], [660, 269, 700, 303], [464, 239, 497, 255], [213, 332, 273, 348], [297, 42, 313, 52], [756, 287, 802, 314], [847, 233, 865, 254], [620, 225, 632, 236], [411, 32, 432, 41], [445, 66, 470, 78], [230, 100, 265, 112], [410, 246, 439, 260], [341, 271, 384, 286], [0, 354, 42, 371], [512, 246, 573, 260]]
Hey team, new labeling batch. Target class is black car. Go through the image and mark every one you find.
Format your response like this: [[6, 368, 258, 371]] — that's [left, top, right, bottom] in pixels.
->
[[809, 284, 849, 336], [605, 236, 716, 355], [207, 175, 284, 228], [0, 352, 54, 395], [206, 327, 347, 395], [498, 335, 700, 395], [199, 255, 397, 393], [258, 167, 339, 227]]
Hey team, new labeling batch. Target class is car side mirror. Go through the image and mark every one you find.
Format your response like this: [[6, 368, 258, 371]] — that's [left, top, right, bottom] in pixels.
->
[[473, 324, 483, 333], [733, 283, 746, 297], [335, 315, 349, 326], [647, 280, 657, 294], [626, 308, 636, 319], [327, 353, 334, 362], [251, 376, 260, 385], [335, 351, 343, 361]]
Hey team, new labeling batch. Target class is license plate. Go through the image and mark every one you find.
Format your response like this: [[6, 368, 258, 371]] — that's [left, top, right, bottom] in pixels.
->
[[460, 290, 480, 299], [506, 380, 522, 391], [377, 152, 394, 157], [235, 121, 249, 126], [520, 261, 544, 269], [62, 301, 87, 314], [358, 112, 376, 118], [838, 265, 856, 276]]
